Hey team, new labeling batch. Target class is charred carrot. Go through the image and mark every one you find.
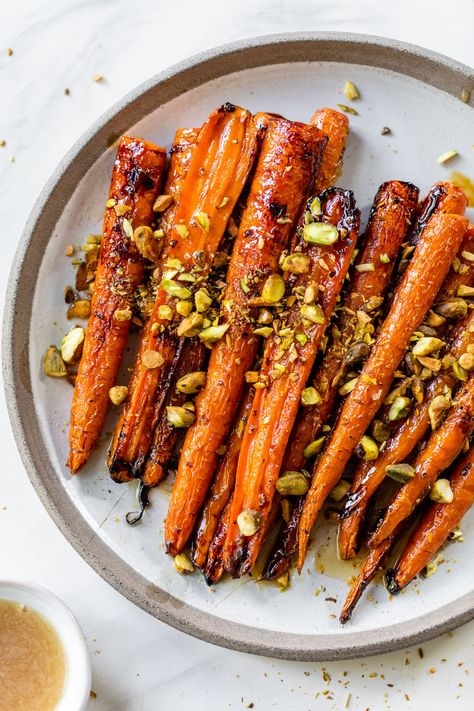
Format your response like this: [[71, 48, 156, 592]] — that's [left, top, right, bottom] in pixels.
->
[[386, 447, 474, 592], [298, 212, 469, 570], [67, 136, 167, 473], [367, 376, 474, 548], [108, 104, 259, 477], [224, 188, 360, 577], [406, 181, 468, 248], [203, 498, 232, 585], [165, 118, 328, 555], [262, 181, 419, 580], [310, 108, 349, 193], [192, 385, 254, 569]]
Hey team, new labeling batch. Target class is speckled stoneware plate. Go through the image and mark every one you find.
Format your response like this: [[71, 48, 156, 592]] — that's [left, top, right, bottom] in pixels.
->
[[4, 33, 474, 661]]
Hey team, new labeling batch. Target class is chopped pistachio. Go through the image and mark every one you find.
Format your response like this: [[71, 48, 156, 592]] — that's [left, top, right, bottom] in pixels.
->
[[303, 222, 339, 245], [371, 419, 390, 443], [132, 225, 160, 262], [158, 304, 173, 320], [337, 103, 358, 115], [65, 244, 75, 257], [457, 284, 474, 298], [199, 323, 230, 343], [61, 326, 85, 364], [114, 203, 131, 216], [176, 224, 189, 239], [296, 332, 308, 346], [303, 283, 318, 304], [461, 89, 472, 103], [237, 508, 262, 536], [412, 336, 445, 357], [109, 385, 128, 405], [303, 436, 326, 459], [416, 355, 441, 372], [161, 279, 192, 300], [276, 215, 292, 224], [253, 326, 273, 337], [154, 228, 164, 239], [281, 253, 311, 274], [339, 377, 358, 395], [217, 196, 230, 208], [176, 300, 193, 317], [93, 74, 104, 82], [166, 406, 195, 428], [435, 297, 469, 318], [175, 371, 206, 395], [301, 303, 324, 324], [153, 194, 173, 212], [245, 371, 259, 384], [141, 350, 165, 369], [301, 387, 321, 406], [329, 479, 351, 502], [195, 288, 212, 313], [426, 310, 446, 327], [43, 345, 67, 378], [240, 278, 250, 294], [114, 308, 132, 322], [276, 572, 290, 590], [385, 463, 415, 483], [430, 478, 454, 503], [380, 253, 390, 264], [423, 553, 444, 578], [276, 471, 310, 496], [310, 196, 322, 217], [177, 312, 204, 337], [428, 395, 451, 430], [106, 198, 116, 208], [459, 352, 474, 371], [388, 396, 411, 421], [452, 360, 468, 381], [174, 552, 194, 574], [356, 435, 379, 461], [355, 262, 375, 273], [122, 218, 133, 238], [67, 299, 91, 319], [262, 274, 285, 303], [448, 526, 464, 542], [344, 80, 360, 100], [196, 210, 211, 232], [437, 149, 458, 164]]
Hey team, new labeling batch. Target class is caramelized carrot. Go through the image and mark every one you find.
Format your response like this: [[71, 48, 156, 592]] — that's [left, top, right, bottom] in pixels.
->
[[224, 188, 360, 577], [367, 376, 474, 548], [192, 386, 254, 569], [339, 308, 474, 559], [386, 447, 474, 592], [407, 181, 468, 248], [262, 180, 419, 580], [203, 499, 232, 585], [67, 136, 167, 473], [108, 104, 259, 477], [160, 128, 198, 238], [165, 118, 328, 555], [298, 212, 468, 570], [310, 108, 349, 193]]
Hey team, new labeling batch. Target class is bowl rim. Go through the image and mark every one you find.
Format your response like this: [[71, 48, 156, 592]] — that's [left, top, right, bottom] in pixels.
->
[[0, 579, 91, 710], [3, 31, 474, 662]]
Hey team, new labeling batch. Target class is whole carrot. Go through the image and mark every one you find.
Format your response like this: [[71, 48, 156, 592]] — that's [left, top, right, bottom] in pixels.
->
[[68, 136, 167, 473], [165, 118, 328, 555], [386, 447, 474, 592], [224, 188, 360, 577], [367, 376, 474, 548], [298, 211, 468, 570], [310, 108, 349, 193], [108, 104, 259, 478]]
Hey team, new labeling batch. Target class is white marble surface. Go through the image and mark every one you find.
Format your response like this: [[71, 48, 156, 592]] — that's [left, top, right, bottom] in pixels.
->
[[1, 1, 474, 709]]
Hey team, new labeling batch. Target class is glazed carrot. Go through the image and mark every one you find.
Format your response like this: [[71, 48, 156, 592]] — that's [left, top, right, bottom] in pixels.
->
[[203, 498, 232, 585], [386, 447, 474, 593], [310, 108, 349, 193], [67, 136, 167, 473], [262, 181, 419, 580], [160, 128, 199, 238], [339, 304, 474, 560], [108, 104, 259, 477], [192, 385, 254, 569], [224, 188, 360, 577], [298, 212, 468, 570], [367, 376, 474, 548], [165, 118, 327, 555], [406, 181, 468, 248]]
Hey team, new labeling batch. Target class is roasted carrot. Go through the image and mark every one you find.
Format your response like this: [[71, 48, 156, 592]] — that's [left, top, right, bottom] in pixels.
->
[[406, 181, 468, 248], [262, 180, 419, 580], [310, 108, 349, 193], [192, 385, 254, 569], [298, 212, 468, 570], [367, 376, 474, 548], [160, 128, 198, 238], [165, 118, 328, 555], [386, 447, 474, 593], [67, 136, 167, 473], [108, 104, 259, 477], [339, 307, 474, 559], [224, 188, 360, 577], [203, 498, 232, 586]]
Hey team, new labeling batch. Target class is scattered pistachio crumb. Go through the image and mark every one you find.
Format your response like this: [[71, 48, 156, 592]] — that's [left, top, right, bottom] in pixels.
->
[[344, 80, 359, 100], [7, 48, 13, 56], [65, 244, 74, 257], [93, 74, 104, 82], [64, 88, 70, 96], [437, 149, 458, 164], [337, 103, 358, 115], [0, 140, 6, 147]]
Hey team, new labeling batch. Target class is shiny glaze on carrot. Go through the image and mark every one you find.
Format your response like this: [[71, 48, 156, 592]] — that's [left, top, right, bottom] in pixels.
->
[[298, 212, 469, 571], [165, 118, 328, 555], [310, 108, 349, 193], [68, 136, 167, 473]]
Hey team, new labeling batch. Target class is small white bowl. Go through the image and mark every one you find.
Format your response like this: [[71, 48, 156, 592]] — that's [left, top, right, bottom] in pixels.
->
[[0, 580, 91, 711]]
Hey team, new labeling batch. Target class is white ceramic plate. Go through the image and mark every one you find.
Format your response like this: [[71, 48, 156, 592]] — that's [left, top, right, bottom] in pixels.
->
[[4, 33, 474, 660]]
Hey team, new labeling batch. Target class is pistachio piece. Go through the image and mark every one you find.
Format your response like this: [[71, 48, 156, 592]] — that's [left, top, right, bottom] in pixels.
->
[[281, 253, 311, 274], [303, 436, 326, 459], [140, 350, 164, 370], [356, 435, 379, 461], [344, 80, 360, 100], [453, 360, 468, 381], [237, 508, 262, 536], [175, 224, 189, 239], [60, 326, 85, 364], [276, 471, 310, 496], [355, 262, 375, 273], [166, 406, 195, 428], [153, 194, 173, 212], [261, 274, 285, 303], [430, 478, 454, 503], [301, 387, 321, 406], [388, 395, 411, 421], [174, 552, 194, 574], [276, 572, 290, 589], [339, 377, 358, 395], [296, 333, 308, 346], [343, 341, 370, 369], [303, 222, 339, 245], [310, 196, 322, 217], [43, 345, 67, 378], [437, 149, 458, 164], [258, 308, 273, 325], [160, 279, 192, 300], [428, 394, 451, 430], [176, 300, 193, 317], [426, 310, 446, 327], [122, 218, 133, 238], [195, 288, 212, 313], [434, 298, 468, 319], [380, 253, 390, 264], [109, 385, 128, 405], [253, 326, 273, 337], [459, 352, 474, 371], [411, 377, 424, 405], [416, 355, 441, 372], [412, 336, 445, 357], [114, 202, 131, 216], [329, 479, 351, 502], [133, 225, 161, 263], [300, 303, 324, 324], [177, 312, 204, 338], [67, 299, 91, 319], [198, 323, 230, 343], [114, 308, 132, 322], [196, 210, 210, 232], [158, 304, 173, 320], [423, 553, 444, 578], [176, 371, 206, 394], [457, 284, 474, 298], [371, 419, 390, 443], [244, 371, 259, 384], [385, 463, 415, 483]]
